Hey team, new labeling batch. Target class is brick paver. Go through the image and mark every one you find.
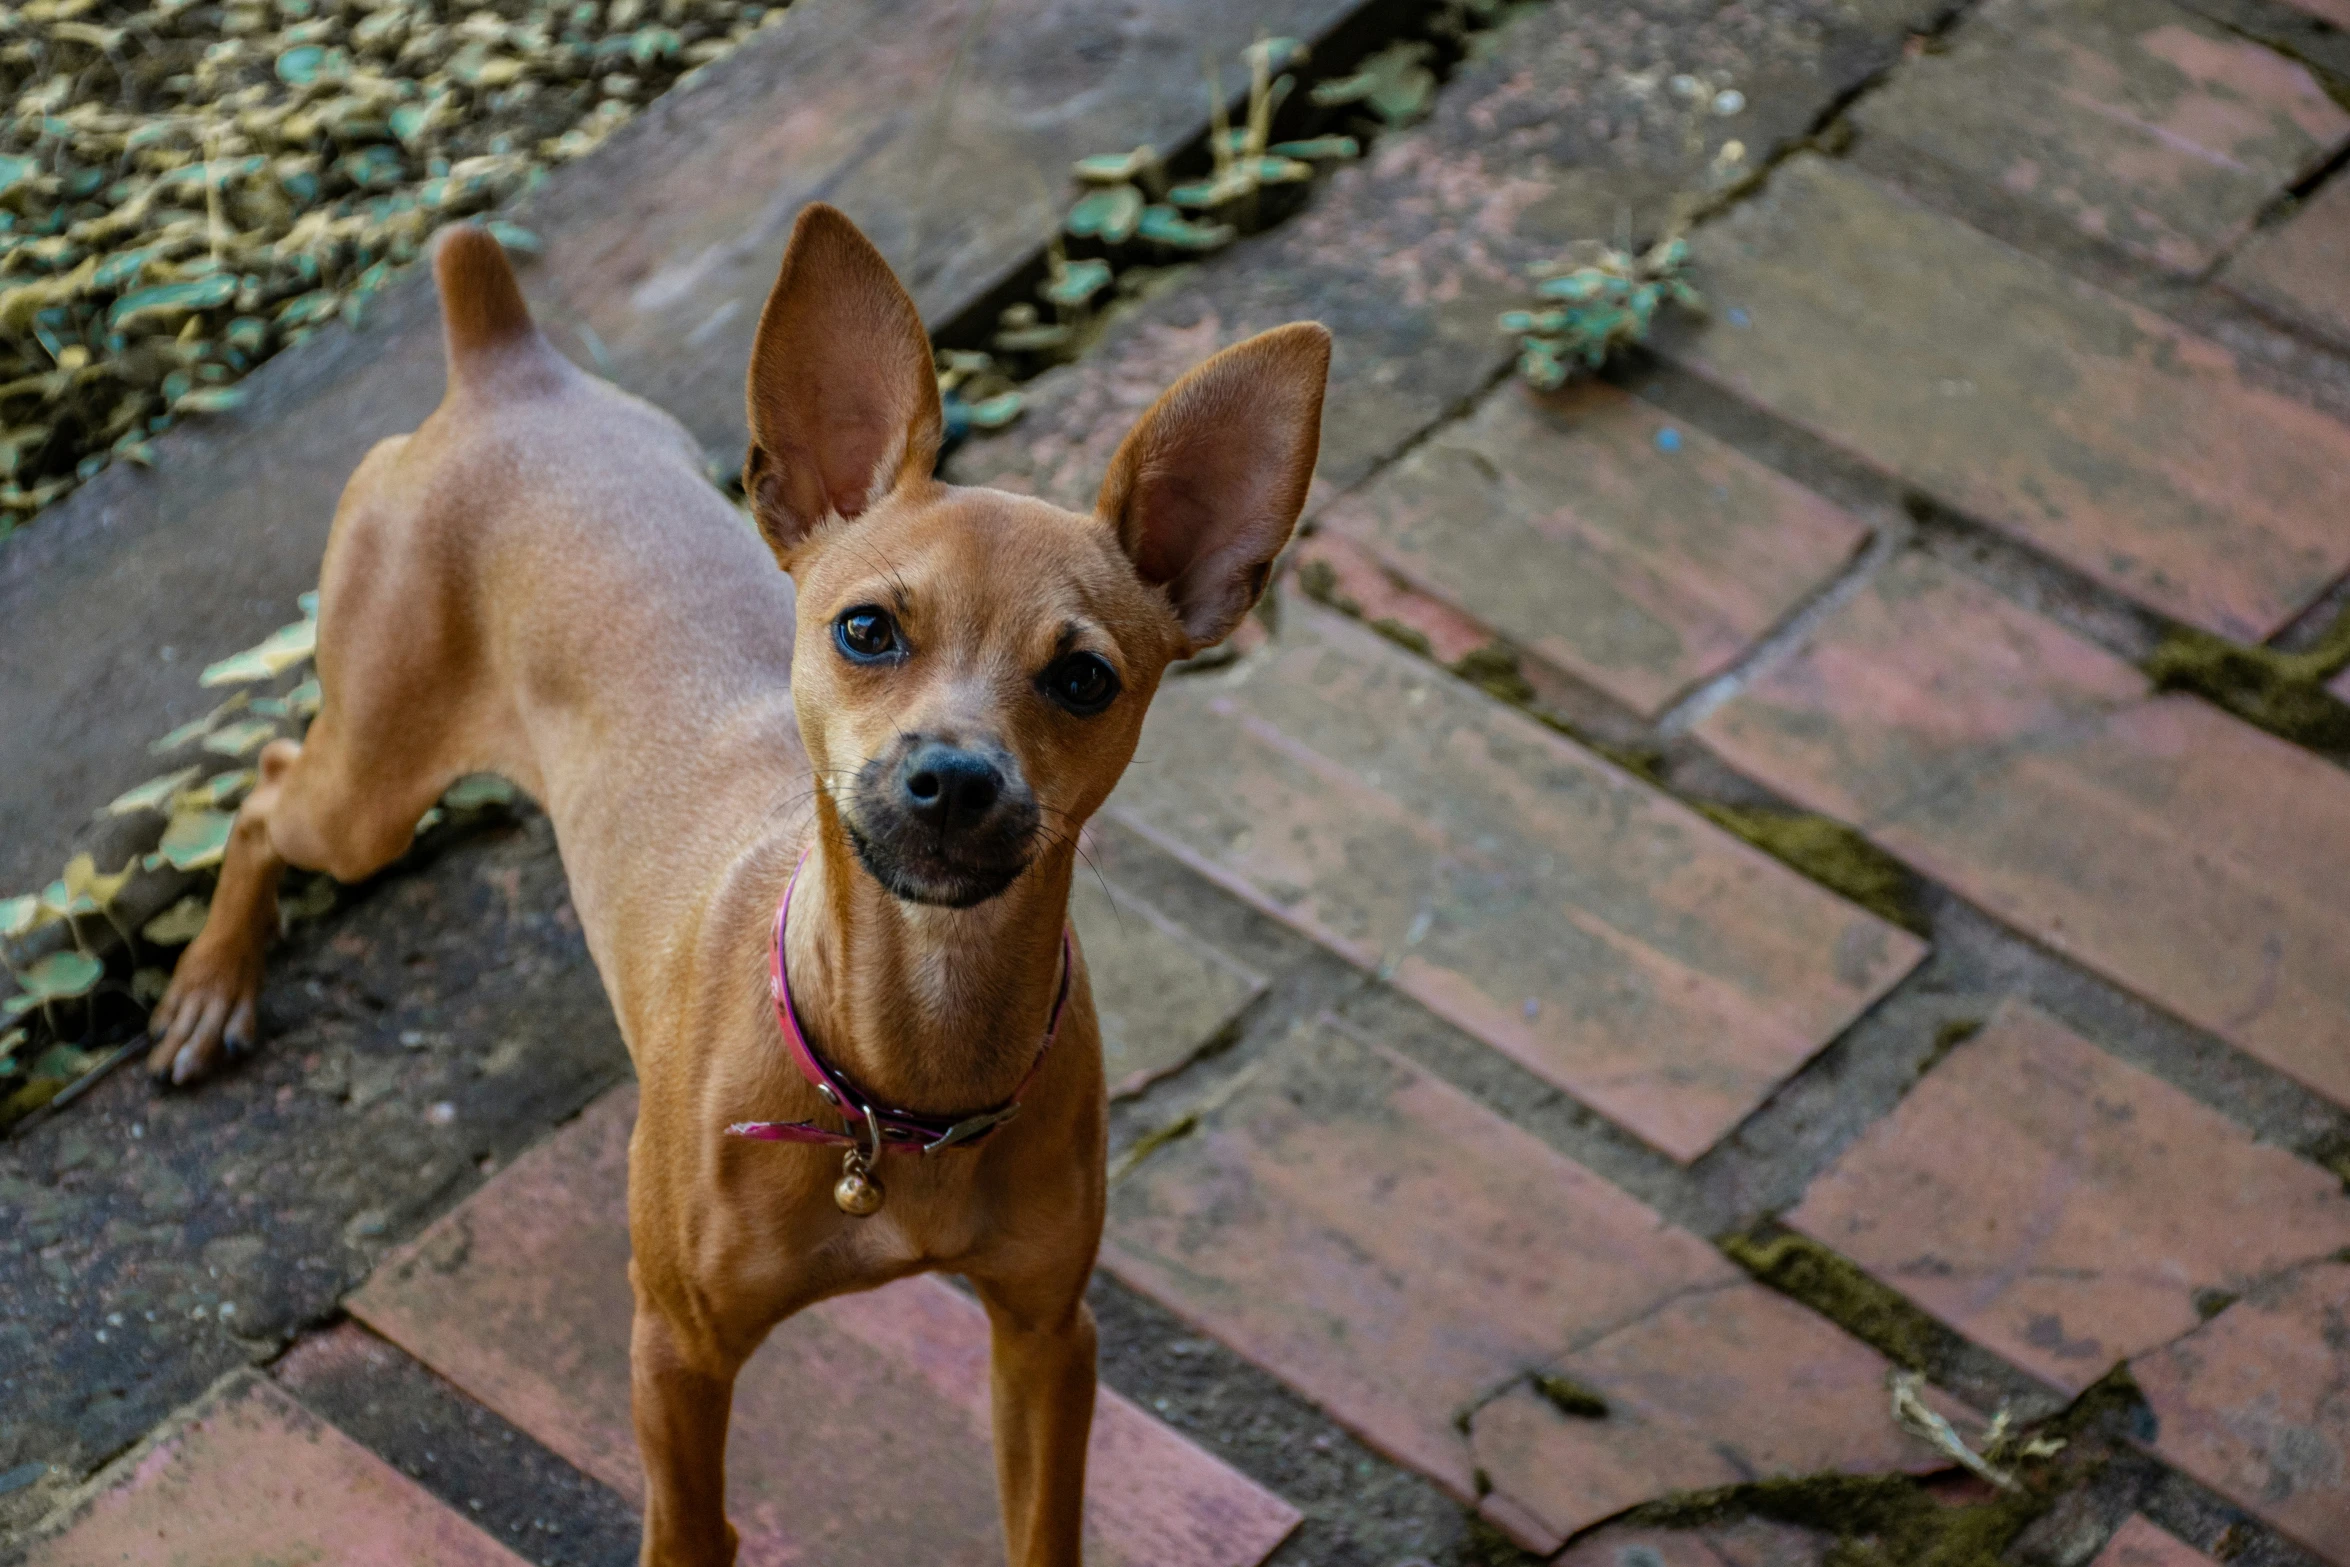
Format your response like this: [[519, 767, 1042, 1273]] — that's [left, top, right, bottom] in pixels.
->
[[349, 1087, 1298, 1567], [2225, 175, 2350, 351], [1069, 875, 1265, 1098], [1853, 0, 2350, 272], [1106, 1018, 1941, 1554], [2091, 1517, 2222, 1567], [22, 1371, 527, 1567], [1676, 155, 2350, 640], [1698, 551, 2350, 1112], [2129, 1262, 2350, 1564], [1788, 1000, 2350, 1393], [1316, 381, 1870, 717], [1112, 598, 1924, 1162]]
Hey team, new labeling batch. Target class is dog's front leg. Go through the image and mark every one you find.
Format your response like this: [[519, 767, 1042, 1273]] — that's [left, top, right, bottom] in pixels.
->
[[630, 1295, 745, 1567], [974, 1273, 1098, 1566]]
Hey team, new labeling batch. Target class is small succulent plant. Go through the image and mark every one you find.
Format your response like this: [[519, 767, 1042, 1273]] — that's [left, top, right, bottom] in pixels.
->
[[1502, 235, 1704, 390]]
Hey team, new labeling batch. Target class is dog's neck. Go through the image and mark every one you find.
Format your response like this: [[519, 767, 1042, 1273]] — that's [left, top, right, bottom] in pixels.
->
[[779, 799, 1076, 1114]]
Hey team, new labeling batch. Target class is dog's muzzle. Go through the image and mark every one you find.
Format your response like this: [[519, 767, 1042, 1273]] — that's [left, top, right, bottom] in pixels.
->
[[843, 737, 1038, 907]]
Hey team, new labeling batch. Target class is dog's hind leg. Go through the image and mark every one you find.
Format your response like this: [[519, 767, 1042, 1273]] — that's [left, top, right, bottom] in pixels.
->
[[973, 1269, 1098, 1567], [148, 697, 448, 1083]]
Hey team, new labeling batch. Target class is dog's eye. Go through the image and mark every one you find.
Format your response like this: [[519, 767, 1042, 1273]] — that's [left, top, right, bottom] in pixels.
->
[[835, 606, 900, 662], [1042, 652, 1120, 715]]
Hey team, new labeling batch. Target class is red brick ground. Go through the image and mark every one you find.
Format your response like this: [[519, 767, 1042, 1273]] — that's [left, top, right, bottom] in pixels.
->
[[20, 1374, 529, 1567]]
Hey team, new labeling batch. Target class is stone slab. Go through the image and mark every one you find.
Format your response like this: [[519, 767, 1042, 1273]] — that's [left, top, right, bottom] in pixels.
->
[[947, 0, 1939, 508], [1109, 598, 1924, 1162], [349, 1084, 1300, 1567], [1317, 380, 1870, 717], [2226, 175, 2350, 351], [1854, 0, 2350, 273], [2130, 1261, 2350, 1564], [1698, 550, 2350, 1112], [1068, 874, 1265, 1099], [1789, 1000, 2350, 1393], [0, 0, 1376, 894], [1674, 156, 2350, 641], [1104, 1018, 1942, 1555], [20, 1371, 528, 1567], [2091, 1517, 2222, 1567]]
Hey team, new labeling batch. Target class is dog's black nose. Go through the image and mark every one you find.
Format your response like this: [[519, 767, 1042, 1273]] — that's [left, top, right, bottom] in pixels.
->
[[900, 744, 1002, 830]]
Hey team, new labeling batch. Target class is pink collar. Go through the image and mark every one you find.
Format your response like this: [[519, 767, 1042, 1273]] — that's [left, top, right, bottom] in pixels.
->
[[725, 856, 1073, 1156]]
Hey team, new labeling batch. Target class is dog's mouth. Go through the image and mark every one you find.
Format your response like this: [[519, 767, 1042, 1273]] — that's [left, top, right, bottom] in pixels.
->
[[842, 816, 1035, 909]]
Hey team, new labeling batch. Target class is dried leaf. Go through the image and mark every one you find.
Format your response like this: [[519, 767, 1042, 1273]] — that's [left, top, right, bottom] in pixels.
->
[[199, 617, 317, 685], [103, 766, 204, 817], [0, 894, 54, 941], [3, 950, 106, 1017], [173, 385, 248, 415], [142, 895, 212, 946], [152, 807, 236, 871], [174, 768, 254, 811], [150, 692, 251, 755], [200, 718, 280, 756]]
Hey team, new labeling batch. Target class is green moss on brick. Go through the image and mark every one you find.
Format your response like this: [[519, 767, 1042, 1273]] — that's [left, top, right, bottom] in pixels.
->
[[1531, 1371, 1609, 1419], [1453, 642, 1538, 706], [1371, 617, 1435, 656], [1718, 1225, 1943, 1373], [1691, 803, 1927, 935], [2144, 617, 2350, 751]]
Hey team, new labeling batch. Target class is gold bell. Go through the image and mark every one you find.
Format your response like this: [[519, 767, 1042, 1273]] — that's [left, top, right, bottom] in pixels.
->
[[834, 1152, 884, 1217]]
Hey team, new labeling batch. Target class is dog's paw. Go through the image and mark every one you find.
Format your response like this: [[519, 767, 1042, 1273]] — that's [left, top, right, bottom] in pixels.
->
[[147, 932, 264, 1086]]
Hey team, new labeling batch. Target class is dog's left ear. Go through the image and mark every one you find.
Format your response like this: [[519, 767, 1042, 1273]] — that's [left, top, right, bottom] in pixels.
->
[[743, 204, 943, 565], [1098, 322, 1331, 655]]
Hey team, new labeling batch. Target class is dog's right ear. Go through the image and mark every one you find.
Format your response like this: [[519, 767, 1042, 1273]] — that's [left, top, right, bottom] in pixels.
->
[[742, 204, 943, 566]]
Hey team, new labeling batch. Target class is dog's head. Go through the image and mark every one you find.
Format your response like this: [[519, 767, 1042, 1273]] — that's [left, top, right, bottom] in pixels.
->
[[740, 205, 1328, 908]]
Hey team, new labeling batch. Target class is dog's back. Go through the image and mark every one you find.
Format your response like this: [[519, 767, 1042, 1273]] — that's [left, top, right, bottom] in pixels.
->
[[305, 231, 806, 952]]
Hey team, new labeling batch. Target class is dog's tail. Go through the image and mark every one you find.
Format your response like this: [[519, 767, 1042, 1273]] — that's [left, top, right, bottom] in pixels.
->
[[433, 224, 544, 382]]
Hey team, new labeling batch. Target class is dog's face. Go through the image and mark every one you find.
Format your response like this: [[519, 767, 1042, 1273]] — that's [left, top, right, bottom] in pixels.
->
[[740, 206, 1329, 909], [785, 489, 1182, 907]]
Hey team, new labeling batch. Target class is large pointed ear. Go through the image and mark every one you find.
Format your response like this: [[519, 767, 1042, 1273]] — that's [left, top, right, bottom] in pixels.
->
[[742, 204, 943, 564], [1097, 323, 1330, 655]]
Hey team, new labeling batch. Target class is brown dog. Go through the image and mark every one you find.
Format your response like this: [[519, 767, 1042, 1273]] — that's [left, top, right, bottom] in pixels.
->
[[144, 205, 1328, 1563]]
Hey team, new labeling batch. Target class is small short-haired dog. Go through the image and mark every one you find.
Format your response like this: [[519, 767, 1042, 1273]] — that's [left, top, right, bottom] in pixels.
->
[[148, 205, 1329, 1563]]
